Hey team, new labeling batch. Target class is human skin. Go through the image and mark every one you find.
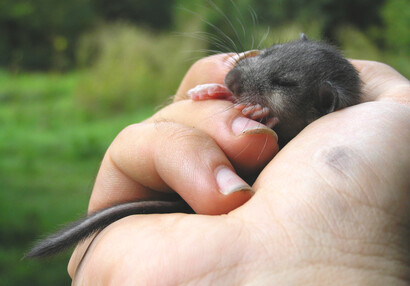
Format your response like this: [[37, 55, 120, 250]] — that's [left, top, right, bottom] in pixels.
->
[[68, 54, 410, 285]]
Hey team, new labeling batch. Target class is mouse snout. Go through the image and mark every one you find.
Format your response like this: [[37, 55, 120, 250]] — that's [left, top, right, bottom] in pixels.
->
[[225, 68, 243, 96]]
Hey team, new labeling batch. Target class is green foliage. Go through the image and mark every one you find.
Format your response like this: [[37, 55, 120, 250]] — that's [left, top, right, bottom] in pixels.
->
[[178, 0, 387, 46], [1, 0, 409, 71], [382, 0, 410, 55], [0, 71, 156, 284], [92, 0, 176, 29], [75, 23, 204, 116], [337, 26, 383, 61], [0, 0, 96, 70], [336, 25, 409, 78], [0, 0, 178, 71]]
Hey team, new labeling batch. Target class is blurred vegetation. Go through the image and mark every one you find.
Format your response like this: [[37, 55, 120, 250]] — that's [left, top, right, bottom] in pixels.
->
[[0, 0, 409, 284], [75, 23, 203, 116], [1, 0, 409, 74], [0, 70, 156, 284]]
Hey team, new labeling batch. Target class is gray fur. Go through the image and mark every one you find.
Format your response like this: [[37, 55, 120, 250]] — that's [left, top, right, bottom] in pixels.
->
[[225, 35, 361, 146]]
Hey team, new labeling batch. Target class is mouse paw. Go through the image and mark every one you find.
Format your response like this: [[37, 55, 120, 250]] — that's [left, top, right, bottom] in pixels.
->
[[234, 104, 279, 129], [265, 117, 279, 129], [188, 84, 234, 101], [235, 104, 270, 120]]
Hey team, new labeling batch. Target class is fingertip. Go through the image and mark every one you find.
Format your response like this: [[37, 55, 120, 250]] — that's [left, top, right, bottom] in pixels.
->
[[215, 166, 252, 196], [231, 116, 278, 141], [175, 53, 235, 101]]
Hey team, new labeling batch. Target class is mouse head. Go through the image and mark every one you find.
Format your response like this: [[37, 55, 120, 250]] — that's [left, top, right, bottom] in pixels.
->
[[225, 34, 361, 146]]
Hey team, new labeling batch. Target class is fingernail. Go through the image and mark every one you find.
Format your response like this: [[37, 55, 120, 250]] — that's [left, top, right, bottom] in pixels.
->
[[216, 166, 252, 195], [225, 50, 260, 66], [232, 117, 278, 140]]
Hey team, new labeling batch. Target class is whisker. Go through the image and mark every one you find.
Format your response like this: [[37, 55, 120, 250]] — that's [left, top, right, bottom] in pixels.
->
[[229, 0, 248, 45], [254, 112, 271, 161], [190, 30, 238, 52], [248, 5, 258, 50], [199, 103, 236, 123], [180, 49, 223, 56], [257, 127, 270, 161], [233, 141, 252, 160], [257, 26, 270, 50], [174, 31, 234, 53], [249, 6, 257, 26], [179, 7, 240, 53], [207, 0, 246, 52]]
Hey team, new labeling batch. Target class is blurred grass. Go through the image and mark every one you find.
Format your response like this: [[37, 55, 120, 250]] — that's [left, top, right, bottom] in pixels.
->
[[337, 26, 410, 77], [0, 22, 205, 285], [75, 23, 204, 116], [0, 70, 158, 284]]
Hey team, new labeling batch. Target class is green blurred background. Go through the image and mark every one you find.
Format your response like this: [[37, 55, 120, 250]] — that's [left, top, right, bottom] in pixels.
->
[[0, 0, 408, 284]]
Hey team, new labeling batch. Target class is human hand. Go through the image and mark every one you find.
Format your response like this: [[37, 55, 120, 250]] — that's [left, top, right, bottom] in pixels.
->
[[69, 57, 410, 284], [84, 53, 278, 215], [68, 53, 278, 282]]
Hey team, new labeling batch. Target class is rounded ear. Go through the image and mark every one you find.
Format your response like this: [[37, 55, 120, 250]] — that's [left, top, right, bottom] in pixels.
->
[[317, 81, 339, 114], [300, 33, 308, 41]]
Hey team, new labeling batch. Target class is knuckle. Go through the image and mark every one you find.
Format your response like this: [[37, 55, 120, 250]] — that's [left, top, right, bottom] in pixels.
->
[[168, 125, 211, 146], [157, 122, 217, 153], [115, 123, 145, 141], [113, 121, 219, 156]]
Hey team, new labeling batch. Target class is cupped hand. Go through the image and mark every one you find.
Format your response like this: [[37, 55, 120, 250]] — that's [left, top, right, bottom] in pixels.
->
[[68, 53, 278, 281], [69, 56, 410, 285], [87, 53, 278, 216]]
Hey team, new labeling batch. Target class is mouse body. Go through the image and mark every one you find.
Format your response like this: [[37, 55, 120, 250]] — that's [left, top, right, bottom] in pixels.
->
[[26, 35, 361, 258], [224, 34, 361, 146]]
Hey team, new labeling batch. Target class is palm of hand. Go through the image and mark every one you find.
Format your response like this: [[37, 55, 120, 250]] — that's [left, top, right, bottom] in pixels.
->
[[71, 59, 410, 285]]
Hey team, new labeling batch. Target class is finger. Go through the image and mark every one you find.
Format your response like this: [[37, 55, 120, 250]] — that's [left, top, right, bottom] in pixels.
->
[[89, 121, 253, 215], [147, 99, 279, 175], [89, 99, 278, 214], [175, 53, 236, 101], [350, 60, 410, 105]]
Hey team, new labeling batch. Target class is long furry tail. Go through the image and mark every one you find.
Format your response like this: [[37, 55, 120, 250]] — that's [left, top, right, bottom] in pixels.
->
[[24, 199, 193, 258]]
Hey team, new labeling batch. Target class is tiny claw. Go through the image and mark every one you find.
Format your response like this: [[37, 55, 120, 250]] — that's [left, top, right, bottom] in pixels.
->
[[250, 109, 267, 120], [242, 104, 262, 116], [234, 104, 247, 111], [261, 107, 270, 117], [266, 117, 280, 129], [227, 50, 261, 66]]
